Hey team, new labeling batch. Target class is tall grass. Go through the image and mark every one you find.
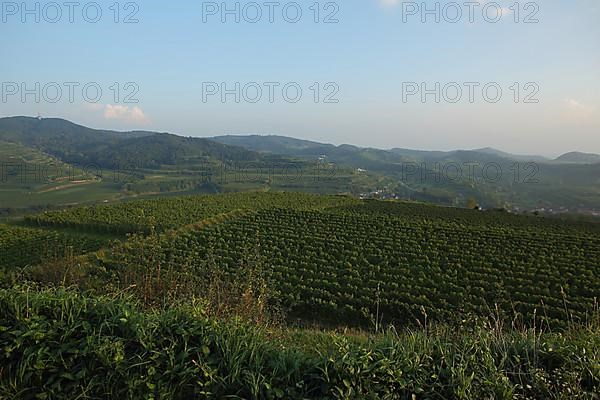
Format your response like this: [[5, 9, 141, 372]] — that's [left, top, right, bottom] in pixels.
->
[[1, 287, 598, 400]]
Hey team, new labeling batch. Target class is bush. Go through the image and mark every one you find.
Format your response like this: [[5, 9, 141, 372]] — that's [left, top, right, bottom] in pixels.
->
[[1, 288, 598, 399]]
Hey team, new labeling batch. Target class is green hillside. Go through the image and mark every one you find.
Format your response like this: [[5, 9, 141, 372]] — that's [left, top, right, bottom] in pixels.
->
[[213, 135, 600, 212], [79, 194, 598, 329], [0, 116, 260, 169], [0, 118, 352, 212], [2, 117, 599, 215], [1, 192, 599, 398], [14, 192, 600, 329], [24, 192, 358, 234], [0, 224, 113, 270]]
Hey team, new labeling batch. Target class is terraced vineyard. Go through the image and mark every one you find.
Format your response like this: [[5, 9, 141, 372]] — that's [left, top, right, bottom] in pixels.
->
[[24, 192, 358, 234], [98, 196, 600, 328], [342, 200, 600, 235], [0, 224, 113, 269], [3, 192, 600, 398]]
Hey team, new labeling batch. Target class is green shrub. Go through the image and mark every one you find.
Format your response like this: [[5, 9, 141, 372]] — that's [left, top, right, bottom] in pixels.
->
[[1, 288, 598, 399]]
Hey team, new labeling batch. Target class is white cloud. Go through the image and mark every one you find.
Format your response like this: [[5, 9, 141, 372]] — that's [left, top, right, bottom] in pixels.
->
[[565, 98, 595, 112], [564, 98, 596, 118], [103, 104, 149, 124]]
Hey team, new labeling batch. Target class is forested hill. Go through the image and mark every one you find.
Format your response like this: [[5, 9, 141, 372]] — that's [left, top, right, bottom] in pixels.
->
[[0, 116, 260, 169]]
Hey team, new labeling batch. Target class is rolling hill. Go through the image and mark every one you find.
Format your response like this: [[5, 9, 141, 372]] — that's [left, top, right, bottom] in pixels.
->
[[1, 117, 599, 215], [0, 116, 260, 169], [2, 191, 598, 397], [213, 135, 600, 212], [555, 151, 600, 164], [0, 117, 348, 211]]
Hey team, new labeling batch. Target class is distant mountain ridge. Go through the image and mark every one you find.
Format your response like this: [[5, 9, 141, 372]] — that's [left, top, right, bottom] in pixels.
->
[[0, 116, 260, 169], [2, 116, 599, 213], [3, 117, 595, 168], [555, 152, 600, 164], [213, 134, 599, 165], [211, 134, 600, 212], [472, 147, 550, 162]]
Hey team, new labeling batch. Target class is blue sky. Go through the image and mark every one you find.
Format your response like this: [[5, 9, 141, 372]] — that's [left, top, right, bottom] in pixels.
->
[[1, 0, 599, 156]]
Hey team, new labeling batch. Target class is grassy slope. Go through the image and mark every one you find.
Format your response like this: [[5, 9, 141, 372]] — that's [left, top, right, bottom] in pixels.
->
[[1, 193, 599, 398], [0, 288, 598, 400]]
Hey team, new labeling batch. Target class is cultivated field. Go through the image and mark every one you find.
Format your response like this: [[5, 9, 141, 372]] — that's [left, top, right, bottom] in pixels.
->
[[1, 192, 599, 398]]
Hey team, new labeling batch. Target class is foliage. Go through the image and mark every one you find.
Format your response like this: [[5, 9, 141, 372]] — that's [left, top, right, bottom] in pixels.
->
[[24, 192, 358, 234], [0, 224, 111, 270], [0, 116, 260, 170], [0, 288, 598, 400], [3, 192, 600, 398], [92, 199, 600, 329]]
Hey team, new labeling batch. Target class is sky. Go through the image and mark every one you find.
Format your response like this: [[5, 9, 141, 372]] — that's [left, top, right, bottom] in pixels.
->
[[1, 0, 599, 157]]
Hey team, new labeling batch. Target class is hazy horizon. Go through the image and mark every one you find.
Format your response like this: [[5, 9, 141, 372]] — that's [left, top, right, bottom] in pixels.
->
[[2, 0, 599, 156], [3, 113, 597, 159]]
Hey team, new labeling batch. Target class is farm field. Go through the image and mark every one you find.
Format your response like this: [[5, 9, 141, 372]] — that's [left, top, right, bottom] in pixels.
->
[[23, 192, 360, 234], [0, 224, 115, 270], [1, 191, 599, 398], [5, 0, 600, 395], [94, 197, 600, 329]]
